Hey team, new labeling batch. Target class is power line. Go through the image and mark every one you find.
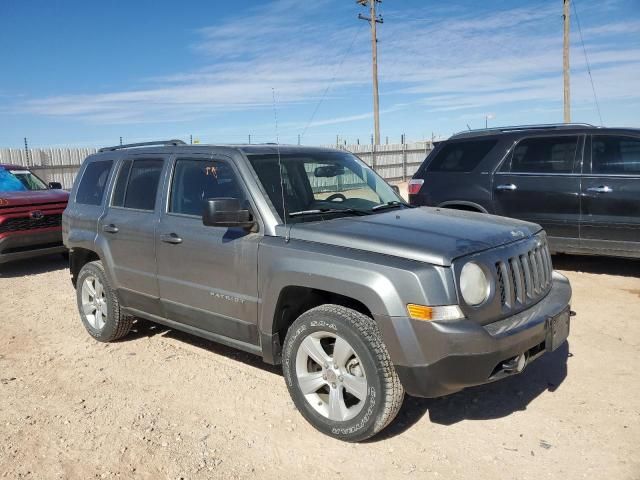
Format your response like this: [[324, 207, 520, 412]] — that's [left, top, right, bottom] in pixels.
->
[[572, 0, 604, 126], [299, 24, 364, 142]]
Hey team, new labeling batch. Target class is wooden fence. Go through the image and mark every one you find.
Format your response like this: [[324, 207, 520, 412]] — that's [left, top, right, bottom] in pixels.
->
[[0, 147, 98, 189], [0, 143, 432, 189], [329, 142, 432, 181]]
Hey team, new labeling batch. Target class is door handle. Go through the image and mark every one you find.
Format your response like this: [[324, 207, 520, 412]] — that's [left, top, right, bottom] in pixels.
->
[[160, 233, 183, 245], [587, 185, 613, 194], [102, 224, 119, 234], [496, 184, 517, 191]]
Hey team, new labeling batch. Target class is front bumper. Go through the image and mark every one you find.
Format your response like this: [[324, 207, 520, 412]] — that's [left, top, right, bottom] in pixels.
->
[[0, 229, 66, 264], [376, 272, 572, 398]]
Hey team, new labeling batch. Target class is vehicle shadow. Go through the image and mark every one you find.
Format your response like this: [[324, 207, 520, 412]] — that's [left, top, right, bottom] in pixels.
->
[[552, 254, 640, 278], [123, 318, 282, 376], [0, 254, 68, 278], [124, 320, 570, 440], [372, 341, 570, 441]]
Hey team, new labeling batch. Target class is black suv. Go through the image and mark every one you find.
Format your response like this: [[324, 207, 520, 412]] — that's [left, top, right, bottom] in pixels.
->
[[409, 124, 640, 258]]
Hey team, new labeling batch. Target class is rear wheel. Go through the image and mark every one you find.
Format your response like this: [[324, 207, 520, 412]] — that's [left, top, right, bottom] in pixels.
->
[[282, 304, 404, 441], [76, 261, 132, 342]]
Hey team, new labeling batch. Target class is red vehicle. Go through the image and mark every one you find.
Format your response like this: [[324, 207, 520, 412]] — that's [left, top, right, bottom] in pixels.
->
[[0, 164, 69, 264]]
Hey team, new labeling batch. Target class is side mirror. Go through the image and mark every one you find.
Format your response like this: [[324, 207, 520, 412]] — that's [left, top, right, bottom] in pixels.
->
[[48, 182, 63, 190], [203, 198, 254, 229], [391, 185, 400, 195]]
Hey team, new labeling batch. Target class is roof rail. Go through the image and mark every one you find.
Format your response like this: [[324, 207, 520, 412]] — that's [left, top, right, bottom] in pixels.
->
[[98, 139, 186, 152], [451, 123, 596, 138]]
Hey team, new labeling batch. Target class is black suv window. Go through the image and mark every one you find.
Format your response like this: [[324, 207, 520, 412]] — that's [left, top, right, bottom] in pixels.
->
[[169, 159, 245, 216], [427, 140, 497, 173], [75, 160, 113, 205], [508, 136, 578, 174], [112, 159, 163, 211], [592, 135, 640, 174]]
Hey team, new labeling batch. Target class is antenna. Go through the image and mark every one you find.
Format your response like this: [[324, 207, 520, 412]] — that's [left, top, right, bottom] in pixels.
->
[[272, 88, 287, 226]]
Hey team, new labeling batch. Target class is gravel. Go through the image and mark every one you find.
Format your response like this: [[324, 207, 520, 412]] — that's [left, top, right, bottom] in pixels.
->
[[0, 253, 638, 480]]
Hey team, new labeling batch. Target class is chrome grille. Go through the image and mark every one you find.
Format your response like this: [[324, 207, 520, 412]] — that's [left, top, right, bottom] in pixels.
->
[[0, 214, 62, 234], [495, 240, 552, 310]]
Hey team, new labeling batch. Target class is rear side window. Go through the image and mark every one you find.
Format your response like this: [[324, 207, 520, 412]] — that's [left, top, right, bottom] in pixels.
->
[[592, 135, 640, 174], [427, 140, 497, 173], [508, 136, 578, 174], [75, 160, 113, 205], [111, 159, 164, 211], [111, 159, 133, 207]]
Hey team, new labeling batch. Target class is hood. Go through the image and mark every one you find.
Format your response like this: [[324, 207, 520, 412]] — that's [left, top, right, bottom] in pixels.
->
[[287, 207, 541, 266], [0, 189, 70, 209]]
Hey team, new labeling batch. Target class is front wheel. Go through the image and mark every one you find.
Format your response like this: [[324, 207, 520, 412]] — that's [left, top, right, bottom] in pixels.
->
[[282, 304, 404, 441]]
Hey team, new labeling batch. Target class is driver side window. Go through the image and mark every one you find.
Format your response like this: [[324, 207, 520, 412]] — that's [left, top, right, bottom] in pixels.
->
[[169, 159, 245, 216]]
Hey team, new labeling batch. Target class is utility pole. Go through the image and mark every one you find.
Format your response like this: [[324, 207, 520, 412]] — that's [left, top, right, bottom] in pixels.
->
[[563, 0, 571, 123], [358, 0, 383, 145]]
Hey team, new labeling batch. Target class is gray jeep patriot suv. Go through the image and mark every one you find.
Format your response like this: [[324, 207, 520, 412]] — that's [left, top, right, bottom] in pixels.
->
[[63, 140, 573, 441]]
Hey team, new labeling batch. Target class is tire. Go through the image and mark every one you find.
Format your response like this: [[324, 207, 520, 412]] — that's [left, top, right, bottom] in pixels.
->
[[282, 304, 404, 442], [76, 260, 133, 342]]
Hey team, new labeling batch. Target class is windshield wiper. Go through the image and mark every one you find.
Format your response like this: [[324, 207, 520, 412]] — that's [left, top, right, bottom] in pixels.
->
[[289, 208, 368, 218], [371, 201, 406, 212]]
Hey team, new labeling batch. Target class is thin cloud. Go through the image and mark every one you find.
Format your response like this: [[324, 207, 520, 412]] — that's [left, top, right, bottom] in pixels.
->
[[9, 0, 640, 129]]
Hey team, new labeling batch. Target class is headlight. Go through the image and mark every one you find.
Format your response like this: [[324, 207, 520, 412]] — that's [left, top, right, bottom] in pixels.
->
[[460, 262, 490, 306]]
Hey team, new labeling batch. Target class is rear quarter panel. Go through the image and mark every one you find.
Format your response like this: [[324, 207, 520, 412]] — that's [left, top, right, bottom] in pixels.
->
[[63, 154, 119, 279]]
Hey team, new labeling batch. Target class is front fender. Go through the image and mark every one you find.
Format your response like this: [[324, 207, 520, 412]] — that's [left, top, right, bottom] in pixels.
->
[[258, 237, 457, 336]]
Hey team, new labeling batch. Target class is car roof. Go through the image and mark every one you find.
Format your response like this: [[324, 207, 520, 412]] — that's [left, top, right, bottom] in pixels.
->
[[90, 142, 344, 158], [448, 124, 640, 141]]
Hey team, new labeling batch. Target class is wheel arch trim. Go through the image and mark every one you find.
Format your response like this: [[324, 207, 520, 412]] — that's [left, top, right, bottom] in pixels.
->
[[437, 200, 489, 213]]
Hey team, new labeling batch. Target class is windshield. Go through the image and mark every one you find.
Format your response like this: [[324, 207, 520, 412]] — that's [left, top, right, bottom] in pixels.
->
[[247, 151, 405, 223], [0, 168, 48, 192]]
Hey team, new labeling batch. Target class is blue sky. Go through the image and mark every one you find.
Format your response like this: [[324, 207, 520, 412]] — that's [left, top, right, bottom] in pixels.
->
[[1, 0, 639, 147]]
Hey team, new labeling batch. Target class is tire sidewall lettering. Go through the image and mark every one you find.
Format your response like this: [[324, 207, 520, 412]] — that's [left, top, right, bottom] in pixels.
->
[[283, 310, 382, 438]]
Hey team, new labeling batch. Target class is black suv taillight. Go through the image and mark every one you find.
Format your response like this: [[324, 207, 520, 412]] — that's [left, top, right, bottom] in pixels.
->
[[408, 179, 424, 195]]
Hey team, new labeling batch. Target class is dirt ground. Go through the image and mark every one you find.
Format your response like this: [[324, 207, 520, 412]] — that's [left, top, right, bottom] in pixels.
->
[[0, 183, 639, 479], [1, 253, 638, 480]]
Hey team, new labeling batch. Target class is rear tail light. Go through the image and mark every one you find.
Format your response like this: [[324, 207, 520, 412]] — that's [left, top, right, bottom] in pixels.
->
[[408, 179, 424, 195]]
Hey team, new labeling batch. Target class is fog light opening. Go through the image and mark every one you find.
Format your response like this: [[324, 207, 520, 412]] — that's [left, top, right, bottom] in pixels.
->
[[502, 353, 528, 374]]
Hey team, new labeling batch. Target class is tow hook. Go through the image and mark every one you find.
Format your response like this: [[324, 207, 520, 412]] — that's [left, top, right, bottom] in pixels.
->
[[502, 353, 528, 374]]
